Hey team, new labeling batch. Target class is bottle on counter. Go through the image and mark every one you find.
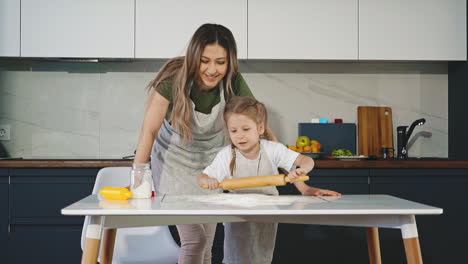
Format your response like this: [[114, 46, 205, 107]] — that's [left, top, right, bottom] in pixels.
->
[[130, 163, 153, 199]]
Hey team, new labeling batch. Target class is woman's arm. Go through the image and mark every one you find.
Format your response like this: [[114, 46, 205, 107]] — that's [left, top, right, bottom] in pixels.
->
[[134, 92, 170, 163]]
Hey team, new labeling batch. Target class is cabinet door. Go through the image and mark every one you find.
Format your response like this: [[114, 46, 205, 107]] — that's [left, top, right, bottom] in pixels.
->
[[370, 169, 468, 264], [275, 169, 369, 264], [248, 0, 358, 60], [0, 169, 8, 262], [8, 225, 83, 264], [0, 0, 20, 56], [21, 0, 134, 58], [8, 168, 97, 263], [136, 0, 247, 59], [359, 0, 466, 60]]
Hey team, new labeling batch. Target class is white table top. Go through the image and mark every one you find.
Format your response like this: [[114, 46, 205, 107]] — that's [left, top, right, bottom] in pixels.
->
[[62, 194, 442, 216]]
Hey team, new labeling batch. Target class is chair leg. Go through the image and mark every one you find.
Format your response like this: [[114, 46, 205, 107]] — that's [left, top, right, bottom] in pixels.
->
[[101, 228, 117, 264], [366, 227, 382, 264]]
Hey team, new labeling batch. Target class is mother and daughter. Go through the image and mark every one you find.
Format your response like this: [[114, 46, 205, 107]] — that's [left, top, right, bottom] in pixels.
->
[[133, 23, 341, 264]]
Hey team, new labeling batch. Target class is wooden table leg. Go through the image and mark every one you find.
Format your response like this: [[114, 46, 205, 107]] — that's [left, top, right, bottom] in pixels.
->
[[401, 215, 423, 264], [366, 227, 382, 264], [82, 216, 103, 264], [404, 237, 423, 264], [100, 228, 117, 264]]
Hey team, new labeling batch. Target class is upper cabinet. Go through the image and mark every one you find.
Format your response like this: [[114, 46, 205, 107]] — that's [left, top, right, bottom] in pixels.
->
[[248, 0, 358, 60], [3, 1, 466, 60], [0, 0, 20, 57], [359, 0, 467, 60], [135, 0, 247, 59], [21, 0, 134, 58]]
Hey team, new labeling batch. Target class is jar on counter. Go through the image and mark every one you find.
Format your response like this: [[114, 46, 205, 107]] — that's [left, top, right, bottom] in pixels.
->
[[130, 163, 153, 199]]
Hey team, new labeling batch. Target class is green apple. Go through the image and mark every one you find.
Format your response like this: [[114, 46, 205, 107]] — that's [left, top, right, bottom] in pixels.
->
[[296, 136, 311, 148]]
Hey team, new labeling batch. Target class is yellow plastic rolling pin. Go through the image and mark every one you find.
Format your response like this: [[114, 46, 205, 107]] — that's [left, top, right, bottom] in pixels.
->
[[99, 187, 133, 200]]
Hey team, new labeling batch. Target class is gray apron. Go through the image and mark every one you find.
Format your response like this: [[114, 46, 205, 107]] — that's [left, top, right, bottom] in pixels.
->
[[223, 145, 279, 264], [151, 85, 226, 195]]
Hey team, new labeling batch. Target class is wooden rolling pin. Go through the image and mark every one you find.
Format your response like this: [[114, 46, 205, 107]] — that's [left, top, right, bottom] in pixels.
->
[[202, 174, 309, 190]]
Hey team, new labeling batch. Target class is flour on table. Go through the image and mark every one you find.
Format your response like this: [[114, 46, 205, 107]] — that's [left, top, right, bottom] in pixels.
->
[[170, 194, 315, 207]]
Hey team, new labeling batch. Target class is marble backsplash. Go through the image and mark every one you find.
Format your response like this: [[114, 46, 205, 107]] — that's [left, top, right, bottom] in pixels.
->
[[0, 60, 448, 159]]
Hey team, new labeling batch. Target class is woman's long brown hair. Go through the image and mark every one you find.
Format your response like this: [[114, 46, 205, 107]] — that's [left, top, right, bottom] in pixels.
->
[[146, 24, 239, 143], [223, 97, 269, 176]]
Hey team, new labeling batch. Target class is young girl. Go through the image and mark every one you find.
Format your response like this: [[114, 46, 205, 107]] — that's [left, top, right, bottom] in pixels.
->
[[198, 96, 341, 264]]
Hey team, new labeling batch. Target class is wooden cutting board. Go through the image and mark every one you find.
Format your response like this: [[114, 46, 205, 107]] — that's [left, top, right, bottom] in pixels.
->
[[358, 106, 394, 158]]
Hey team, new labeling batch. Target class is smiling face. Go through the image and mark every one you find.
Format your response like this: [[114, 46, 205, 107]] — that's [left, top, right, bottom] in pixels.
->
[[227, 113, 265, 157], [198, 43, 228, 90]]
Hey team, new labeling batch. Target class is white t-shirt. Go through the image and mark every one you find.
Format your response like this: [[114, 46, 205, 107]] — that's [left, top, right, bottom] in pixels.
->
[[203, 139, 300, 182]]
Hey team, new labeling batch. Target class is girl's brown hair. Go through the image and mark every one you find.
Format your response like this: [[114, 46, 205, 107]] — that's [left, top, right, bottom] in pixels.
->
[[223, 96, 270, 175], [146, 24, 239, 143]]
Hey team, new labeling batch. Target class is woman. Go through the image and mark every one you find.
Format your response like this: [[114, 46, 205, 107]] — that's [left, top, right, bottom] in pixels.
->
[[133, 23, 261, 264]]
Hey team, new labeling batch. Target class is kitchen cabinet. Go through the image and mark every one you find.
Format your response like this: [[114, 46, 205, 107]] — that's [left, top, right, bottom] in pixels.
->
[[359, 0, 467, 60], [135, 0, 247, 59], [20, 0, 134, 58], [370, 168, 468, 264], [0, 0, 20, 56], [248, 0, 358, 60], [8, 168, 96, 264], [0, 169, 8, 261]]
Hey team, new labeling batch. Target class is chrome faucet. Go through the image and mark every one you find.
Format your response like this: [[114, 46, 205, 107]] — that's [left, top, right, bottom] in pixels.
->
[[396, 118, 426, 159]]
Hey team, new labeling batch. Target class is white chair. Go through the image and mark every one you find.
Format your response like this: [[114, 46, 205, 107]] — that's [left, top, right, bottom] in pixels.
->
[[81, 167, 180, 264]]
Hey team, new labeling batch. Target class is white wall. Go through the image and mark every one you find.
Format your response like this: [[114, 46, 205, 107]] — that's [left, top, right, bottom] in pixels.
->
[[0, 60, 447, 158]]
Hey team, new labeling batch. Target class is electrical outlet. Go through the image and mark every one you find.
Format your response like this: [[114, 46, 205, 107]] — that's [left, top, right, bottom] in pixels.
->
[[0, 124, 11, 141]]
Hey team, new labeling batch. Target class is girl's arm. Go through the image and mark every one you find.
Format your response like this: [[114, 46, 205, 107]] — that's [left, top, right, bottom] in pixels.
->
[[293, 182, 342, 196], [197, 173, 220, 190], [290, 155, 342, 196], [134, 92, 169, 163], [287, 154, 315, 180]]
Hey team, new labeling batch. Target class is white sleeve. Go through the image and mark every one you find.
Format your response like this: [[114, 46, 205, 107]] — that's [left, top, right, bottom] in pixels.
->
[[263, 140, 300, 171], [202, 146, 232, 182]]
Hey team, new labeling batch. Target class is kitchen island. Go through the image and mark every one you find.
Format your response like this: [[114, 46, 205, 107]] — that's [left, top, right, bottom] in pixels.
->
[[0, 159, 467, 263]]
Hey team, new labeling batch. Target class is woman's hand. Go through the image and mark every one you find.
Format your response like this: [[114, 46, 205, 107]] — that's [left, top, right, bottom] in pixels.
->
[[301, 186, 342, 197], [287, 168, 307, 181]]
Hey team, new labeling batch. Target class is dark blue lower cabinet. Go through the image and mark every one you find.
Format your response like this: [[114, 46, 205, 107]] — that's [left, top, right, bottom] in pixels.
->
[[273, 169, 370, 264], [0, 173, 8, 262], [370, 169, 468, 264], [8, 225, 83, 264], [8, 168, 97, 264]]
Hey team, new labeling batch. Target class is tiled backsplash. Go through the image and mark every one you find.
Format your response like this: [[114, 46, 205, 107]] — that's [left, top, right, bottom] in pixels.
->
[[0, 60, 448, 158]]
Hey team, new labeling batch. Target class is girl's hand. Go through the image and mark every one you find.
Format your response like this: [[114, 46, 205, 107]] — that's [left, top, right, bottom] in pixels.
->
[[302, 186, 342, 197], [287, 168, 307, 181], [200, 177, 220, 190]]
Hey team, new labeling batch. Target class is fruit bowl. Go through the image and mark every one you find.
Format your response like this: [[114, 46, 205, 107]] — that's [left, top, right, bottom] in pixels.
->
[[300, 152, 323, 159]]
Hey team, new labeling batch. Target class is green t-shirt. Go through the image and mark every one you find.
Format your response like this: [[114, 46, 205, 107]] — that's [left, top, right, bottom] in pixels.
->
[[155, 73, 253, 117]]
